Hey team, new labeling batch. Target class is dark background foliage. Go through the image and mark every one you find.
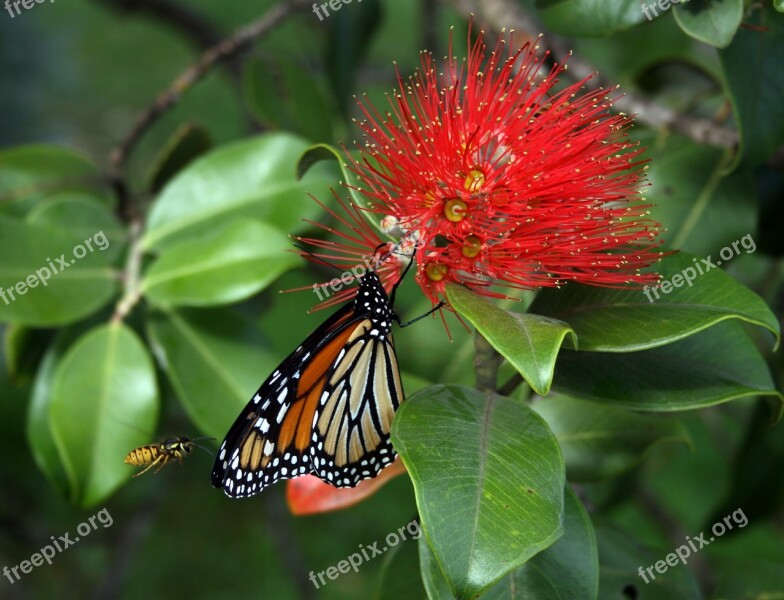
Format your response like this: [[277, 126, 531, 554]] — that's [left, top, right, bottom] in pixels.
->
[[1, 0, 783, 599]]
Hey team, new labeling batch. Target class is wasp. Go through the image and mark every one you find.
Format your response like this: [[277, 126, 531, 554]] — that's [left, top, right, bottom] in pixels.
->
[[125, 436, 214, 477]]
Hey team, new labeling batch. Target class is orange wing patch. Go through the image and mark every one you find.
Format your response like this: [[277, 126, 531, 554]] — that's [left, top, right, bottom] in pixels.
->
[[277, 319, 369, 455]]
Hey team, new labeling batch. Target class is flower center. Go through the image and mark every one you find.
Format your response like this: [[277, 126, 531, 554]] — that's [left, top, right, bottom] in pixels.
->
[[464, 169, 485, 192], [462, 235, 482, 258], [425, 263, 449, 282], [444, 199, 468, 222]]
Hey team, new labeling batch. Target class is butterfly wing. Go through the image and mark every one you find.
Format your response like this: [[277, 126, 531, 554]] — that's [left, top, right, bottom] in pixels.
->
[[211, 271, 402, 498], [310, 323, 403, 487], [211, 302, 365, 497]]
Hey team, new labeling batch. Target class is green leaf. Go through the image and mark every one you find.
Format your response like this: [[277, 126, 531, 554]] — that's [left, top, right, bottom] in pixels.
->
[[673, 0, 743, 48], [26, 326, 91, 499], [539, 0, 646, 36], [49, 323, 159, 507], [146, 123, 213, 194], [141, 220, 300, 308], [297, 144, 365, 205], [0, 217, 118, 326], [447, 284, 576, 396], [244, 57, 335, 143], [146, 307, 277, 438], [392, 384, 565, 599], [552, 321, 783, 411], [25, 192, 126, 264], [529, 252, 780, 353], [720, 8, 784, 167], [596, 525, 702, 599], [142, 134, 337, 252], [0, 144, 110, 217], [533, 396, 690, 481], [420, 487, 598, 600]]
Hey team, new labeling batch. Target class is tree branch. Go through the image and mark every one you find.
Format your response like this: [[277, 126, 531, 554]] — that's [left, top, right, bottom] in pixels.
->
[[94, 0, 226, 51], [442, 0, 739, 149], [108, 0, 310, 176]]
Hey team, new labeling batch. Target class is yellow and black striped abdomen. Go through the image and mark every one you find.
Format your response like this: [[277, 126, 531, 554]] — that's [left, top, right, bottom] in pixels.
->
[[125, 445, 161, 466]]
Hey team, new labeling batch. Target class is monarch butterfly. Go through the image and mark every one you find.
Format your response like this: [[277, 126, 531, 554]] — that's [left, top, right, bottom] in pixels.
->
[[211, 255, 438, 498], [125, 436, 214, 477]]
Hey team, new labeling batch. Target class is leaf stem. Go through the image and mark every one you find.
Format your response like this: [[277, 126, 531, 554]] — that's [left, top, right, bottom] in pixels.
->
[[473, 330, 503, 393], [112, 220, 144, 324]]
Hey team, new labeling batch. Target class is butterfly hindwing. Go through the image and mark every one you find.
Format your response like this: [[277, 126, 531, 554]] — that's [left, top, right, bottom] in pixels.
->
[[211, 272, 401, 498], [310, 328, 402, 487]]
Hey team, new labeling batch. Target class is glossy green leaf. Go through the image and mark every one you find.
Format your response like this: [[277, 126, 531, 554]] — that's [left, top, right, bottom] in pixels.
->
[[26, 327, 89, 499], [0, 144, 109, 217], [447, 284, 576, 396], [147, 123, 213, 194], [539, 0, 646, 36], [142, 134, 336, 252], [0, 217, 118, 326], [244, 57, 335, 142], [420, 487, 597, 600], [596, 525, 702, 599], [720, 9, 784, 167], [392, 384, 565, 599], [297, 144, 366, 207], [552, 321, 783, 411], [529, 252, 779, 352], [49, 323, 159, 507], [26, 192, 126, 264], [146, 307, 277, 438], [673, 0, 743, 47], [533, 396, 690, 481], [141, 220, 300, 307]]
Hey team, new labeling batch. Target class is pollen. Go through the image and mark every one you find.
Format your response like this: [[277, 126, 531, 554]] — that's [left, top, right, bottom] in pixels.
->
[[444, 199, 468, 222], [425, 263, 449, 282], [464, 169, 485, 192], [462, 235, 482, 258]]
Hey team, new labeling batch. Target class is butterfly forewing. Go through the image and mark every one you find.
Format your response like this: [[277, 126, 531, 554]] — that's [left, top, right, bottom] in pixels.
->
[[211, 272, 403, 498]]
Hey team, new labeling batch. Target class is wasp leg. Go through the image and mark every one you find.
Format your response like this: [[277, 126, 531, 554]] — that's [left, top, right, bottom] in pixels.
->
[[133, 454, 165, 478], [153, 454, 172, 473]]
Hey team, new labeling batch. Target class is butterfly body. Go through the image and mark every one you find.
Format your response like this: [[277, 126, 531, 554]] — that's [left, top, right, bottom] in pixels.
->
[[211, 271, 403, 498]]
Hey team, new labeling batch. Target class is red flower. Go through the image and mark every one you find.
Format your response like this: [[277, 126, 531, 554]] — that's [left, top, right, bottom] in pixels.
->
[[341, 27, 664, 304], [293, 192, 405, 310]]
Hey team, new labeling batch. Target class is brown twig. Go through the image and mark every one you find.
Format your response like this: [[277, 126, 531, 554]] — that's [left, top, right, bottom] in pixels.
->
[[108, 0, 310, 176], [94, 0, 226, 52], [442, 0, 740, 149]]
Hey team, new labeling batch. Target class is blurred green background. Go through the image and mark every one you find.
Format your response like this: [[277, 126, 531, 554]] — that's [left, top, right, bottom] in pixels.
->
[[1, 0, 783, 598]]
